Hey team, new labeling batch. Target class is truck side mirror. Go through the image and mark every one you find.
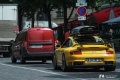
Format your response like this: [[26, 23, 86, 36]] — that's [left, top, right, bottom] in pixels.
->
[[10, 40, 14, 45]]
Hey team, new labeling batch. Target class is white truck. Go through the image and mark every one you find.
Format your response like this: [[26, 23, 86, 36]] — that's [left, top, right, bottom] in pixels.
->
[[0, 4, 18, 57]]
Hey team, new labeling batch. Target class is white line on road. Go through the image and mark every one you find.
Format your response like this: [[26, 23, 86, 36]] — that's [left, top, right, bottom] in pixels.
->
[[0, 63, 64, 76], [0, 63, 87, 80]]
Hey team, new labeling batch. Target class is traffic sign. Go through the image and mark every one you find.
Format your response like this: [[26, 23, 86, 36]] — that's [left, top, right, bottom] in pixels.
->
[[76, 3, 87, 6], [76, 0, 87, 6], [78, 16, 86, 20], [76, 6, 87, 16]]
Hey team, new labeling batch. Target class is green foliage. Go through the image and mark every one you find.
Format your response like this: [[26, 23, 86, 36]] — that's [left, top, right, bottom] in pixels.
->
[[11, 0, 120, 29], [86, 0, 120, 10], [10, 0, 120, 17], [0, 0, 13, 3], [12, 0, 42, 17]]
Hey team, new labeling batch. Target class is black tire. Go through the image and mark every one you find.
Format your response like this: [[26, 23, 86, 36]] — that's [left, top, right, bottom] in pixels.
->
[[8, 46, 12, 57], [93, 67, 101, 70], [61, 54, 68, 72], [42, 59, 47, 63], [11, 54, 17, 63], [6, 53, 10, 57], [3, 52, 10, 58], [3, 53, 7, 57], [104, 65, 116, 71], [53, 54, 60, 70], [20, 54, 26, 64]]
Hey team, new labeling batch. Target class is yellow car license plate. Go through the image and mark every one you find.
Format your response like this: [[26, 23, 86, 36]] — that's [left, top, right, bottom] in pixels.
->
[[86, 58, 102, 62]]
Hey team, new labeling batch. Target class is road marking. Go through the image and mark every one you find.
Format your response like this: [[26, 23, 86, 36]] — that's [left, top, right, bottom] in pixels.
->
[[0, 63, 87, 80], [0, 62, 119, 80], [0, 63, 61, 75]]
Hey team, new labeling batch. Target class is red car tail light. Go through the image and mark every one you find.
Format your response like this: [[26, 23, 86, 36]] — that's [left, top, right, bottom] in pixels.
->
[[70, 51, 82, 55], [55, 39, 60, 44], [106, 50, 114, 54]]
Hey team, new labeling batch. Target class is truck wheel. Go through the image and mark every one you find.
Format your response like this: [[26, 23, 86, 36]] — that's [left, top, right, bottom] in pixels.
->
[[42, 59, 47, 63], [7, 53, 10, 57], [20, 54, 26, 64], [6, 53, 10, 57], [11, 54, 17, 63], [3, 53, 10, 57], [3, 53, 7, 57]]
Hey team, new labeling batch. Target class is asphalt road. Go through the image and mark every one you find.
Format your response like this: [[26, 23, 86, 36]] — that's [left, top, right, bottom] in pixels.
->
[[0, 53, 120, 80]]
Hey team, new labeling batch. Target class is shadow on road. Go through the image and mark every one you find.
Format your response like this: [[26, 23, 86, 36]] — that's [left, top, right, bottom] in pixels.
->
[[5, 61, 52, 64], [49, 68, 107, 72]]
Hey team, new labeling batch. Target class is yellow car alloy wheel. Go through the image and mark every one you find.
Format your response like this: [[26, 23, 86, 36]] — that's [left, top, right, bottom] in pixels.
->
[[61, 54, 68, 72]]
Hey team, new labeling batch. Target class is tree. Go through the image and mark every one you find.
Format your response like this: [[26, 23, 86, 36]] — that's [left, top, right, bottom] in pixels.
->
[[0, 0, 13, 3], [13, 0, 59, 29], [86, 0, 120, 11], [40, 0, 59, 28], [13, 0, 42, 29], [12, 0, 120, 31], [55, 0, 76, 35]]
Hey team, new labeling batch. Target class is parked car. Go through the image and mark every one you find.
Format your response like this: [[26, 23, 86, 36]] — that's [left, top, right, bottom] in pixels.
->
[[53, 26, 116, 72], [11, 27, 55, 64]]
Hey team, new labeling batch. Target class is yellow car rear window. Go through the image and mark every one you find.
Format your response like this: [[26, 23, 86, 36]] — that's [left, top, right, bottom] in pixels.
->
[[74, 36, 103, 43]]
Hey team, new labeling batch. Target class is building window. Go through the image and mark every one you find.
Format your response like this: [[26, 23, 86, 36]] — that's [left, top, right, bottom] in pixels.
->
[[56, 9, 64, 17]]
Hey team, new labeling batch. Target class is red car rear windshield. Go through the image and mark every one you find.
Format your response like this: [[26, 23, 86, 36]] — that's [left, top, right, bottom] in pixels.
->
[[28, 31, 43, 41]]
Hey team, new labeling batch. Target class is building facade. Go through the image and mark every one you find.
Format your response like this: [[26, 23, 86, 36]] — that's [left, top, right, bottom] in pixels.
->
[[35, 8, 94, 24]]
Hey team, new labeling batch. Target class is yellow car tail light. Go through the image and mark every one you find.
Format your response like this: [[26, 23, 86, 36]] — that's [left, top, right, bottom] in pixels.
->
[[106, 50, 114, 54], [70, 51, 82, 55]]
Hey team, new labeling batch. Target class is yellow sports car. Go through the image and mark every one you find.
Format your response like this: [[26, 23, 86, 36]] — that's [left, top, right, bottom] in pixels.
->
[[53, 26, 116, 72]]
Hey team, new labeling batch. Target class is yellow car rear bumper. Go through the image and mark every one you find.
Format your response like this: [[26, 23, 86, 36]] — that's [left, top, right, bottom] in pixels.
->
[[66, 55, 116, 68]]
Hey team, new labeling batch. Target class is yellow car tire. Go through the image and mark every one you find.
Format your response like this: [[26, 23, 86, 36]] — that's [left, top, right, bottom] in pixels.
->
[[104, 65, 116, 71], [93, 67, 101, 70], [61, 54, 68, 72], [53, 54, 60, 70]]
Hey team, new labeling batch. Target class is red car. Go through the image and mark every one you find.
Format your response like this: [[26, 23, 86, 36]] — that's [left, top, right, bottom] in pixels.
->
[[11, 27, 55, 63]]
